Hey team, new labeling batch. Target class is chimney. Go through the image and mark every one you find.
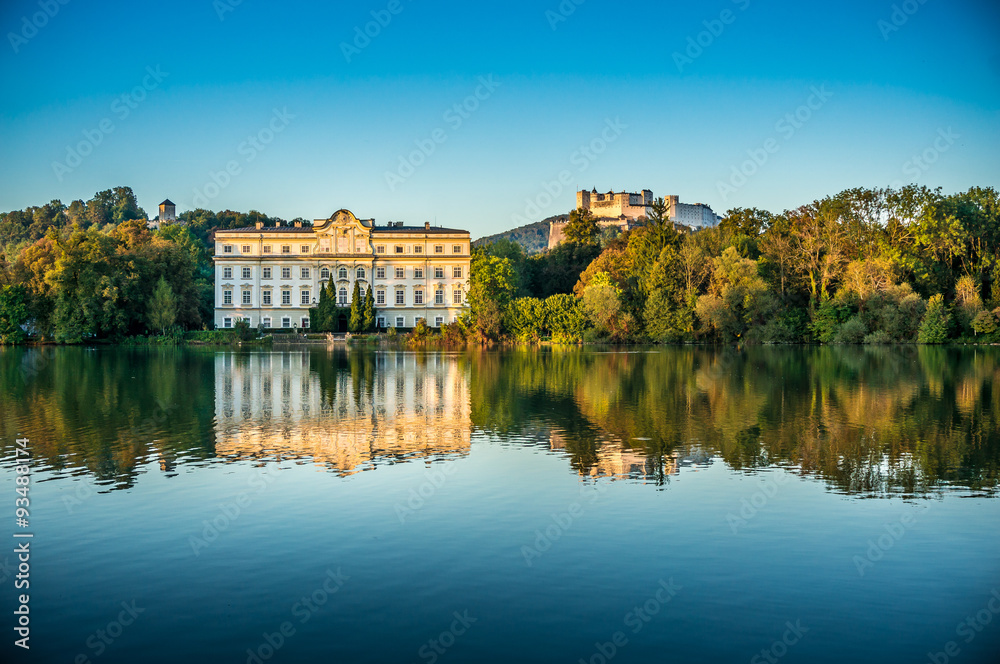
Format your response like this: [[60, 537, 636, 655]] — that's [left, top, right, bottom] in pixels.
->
[[424, 222, 431, 230], [256, 222, 264, 229], [294, 221, 302, 228]]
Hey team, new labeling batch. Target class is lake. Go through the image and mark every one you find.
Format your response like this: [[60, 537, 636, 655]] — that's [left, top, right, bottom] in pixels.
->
[[1, 345, 998, 663]]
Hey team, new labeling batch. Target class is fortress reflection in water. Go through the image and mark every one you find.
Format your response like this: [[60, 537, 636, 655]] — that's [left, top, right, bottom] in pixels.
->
[[213, 351, 472, 475]]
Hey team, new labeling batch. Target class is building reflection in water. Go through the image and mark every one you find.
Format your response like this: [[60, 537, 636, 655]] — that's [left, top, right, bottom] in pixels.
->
[[213, 350, 471, 475]]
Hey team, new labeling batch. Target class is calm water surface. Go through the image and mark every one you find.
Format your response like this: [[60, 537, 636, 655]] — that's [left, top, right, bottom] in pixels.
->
[[1, 346, 998, 664]]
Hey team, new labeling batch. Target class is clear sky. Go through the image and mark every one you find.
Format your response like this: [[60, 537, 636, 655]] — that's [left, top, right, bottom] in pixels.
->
[[1, 0, 998, 238]]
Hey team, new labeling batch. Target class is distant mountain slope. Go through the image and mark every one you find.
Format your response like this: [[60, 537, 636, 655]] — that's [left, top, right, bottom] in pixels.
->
[[473, 215, 567, 254]]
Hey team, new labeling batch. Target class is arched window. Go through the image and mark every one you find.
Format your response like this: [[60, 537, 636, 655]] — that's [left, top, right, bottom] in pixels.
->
[[356, 267, 366, 280], [338, 267, 348, 280], [338, 287, 348, 305], [320, 267, 330, 279]]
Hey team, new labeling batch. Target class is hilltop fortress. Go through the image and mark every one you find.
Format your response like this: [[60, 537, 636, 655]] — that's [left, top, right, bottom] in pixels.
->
[[547, 189, 722, 249]]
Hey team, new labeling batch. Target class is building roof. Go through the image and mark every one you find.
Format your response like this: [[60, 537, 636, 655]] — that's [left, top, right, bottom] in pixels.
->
[[160, 199, 175, 207], [371, 226, 467, 235], [215, 226, 314, 233]]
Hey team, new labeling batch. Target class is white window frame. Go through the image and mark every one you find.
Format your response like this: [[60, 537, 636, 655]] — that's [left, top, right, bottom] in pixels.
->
[[282, 317, 291, 329], [376, 245, 386, 254], [434, 267, 444, 279], [414, 289, 424, 305], [263, 245, 272, 254], [377, 316, 385, 328], [241, 245, 251, 254], [301, 245, 310, 254], [281, 290, 291, 305], [301, 317, 310, 328], [301, 290, 311, 305], [376, 289, 385, 305], [414, 245, 423, 254], [262, 291, 272, 305], [242, 290, 252, 305], [453, 245, 462, 254], [338, 288, 348, 306], [301, 267, 310, 279], [223, 317, 233, 328], [262, 267, 272, 279], [376, 267, 386, 279], [223, 245, 233, 254], [395, 290, 405, 306], [395, 316, 405, 328], [281, 267, 291, 280], [435, 289, 444, 305], [223, 290, 232, 305], [356, 267, 366, 280], [262, 317, 272, 328], [394, 267, 405, 279], [414, 267, 424, 279], [242, 267, 252, 280], [453, 267, 462, 279], [453, 289, 462, 304], [281, 245, 291, 254], [435, 316, 443, 327]]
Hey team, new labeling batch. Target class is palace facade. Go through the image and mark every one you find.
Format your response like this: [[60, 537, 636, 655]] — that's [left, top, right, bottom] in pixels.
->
[[213, 209, 471, 330]]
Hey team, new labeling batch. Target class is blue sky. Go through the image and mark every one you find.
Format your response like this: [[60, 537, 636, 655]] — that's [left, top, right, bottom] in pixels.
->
[[1, 0, 998, 238]]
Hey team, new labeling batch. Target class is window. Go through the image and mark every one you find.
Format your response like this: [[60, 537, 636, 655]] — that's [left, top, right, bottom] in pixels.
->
[[395, 316, 405, 328], [434, 267, 444, 279], [339, 288, 348, 306], [395, 245, 404, 254], [395, 289, 405, 305], [301, 317, 310, 329], [435, 289, 444, 305], [414, 289, 424, 305], [262, 317, 272, 328], [301, 245, 310, 254], [338, 267, 348, 280], [434, 245, 444, 254], [242, 267, 252, 280], [435, 316, 444, 327], [356, 267, 366, 280], [376, 267, 386, 279], [453, 289, 462, 304], [453, 266, 463, 279], [320, 268, 330, 279], [414, 267, 424, 279], [281, 290, 291, 305], [453, 245, 463, 254], [301, 290, 311, 305], [377, 316, 385, 328], [223, 267, 233, 280], [281, 267, 291, 280], [263, 291, 272, 305], [223, 245, 233, 254], [282, 317, 291, 329], [376, 245, 385, 254], [376, 289, 385, 305], [300, 267, 310, 279], [281, 245, 290, 254], [394, 267, 405, 279], [223, 290, 233, 305], [223, 317, 233, 328], [263, 245, 272, 254], [242, 290, 252, 305], [415, 316, 425, 325], [414, 245, 422, 254], [263, 267, 272, 280]]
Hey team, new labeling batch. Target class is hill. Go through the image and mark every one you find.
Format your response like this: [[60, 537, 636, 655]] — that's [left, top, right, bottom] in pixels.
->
[[473, 215, 567, 254]]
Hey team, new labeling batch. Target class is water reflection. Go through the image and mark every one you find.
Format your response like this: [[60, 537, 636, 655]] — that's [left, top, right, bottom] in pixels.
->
[[1, 345, 997, 497], [213, 351, 471, 475]]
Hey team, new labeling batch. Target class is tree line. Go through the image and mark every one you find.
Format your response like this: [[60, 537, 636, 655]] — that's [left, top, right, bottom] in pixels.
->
[[462, 185, 1000, 345]]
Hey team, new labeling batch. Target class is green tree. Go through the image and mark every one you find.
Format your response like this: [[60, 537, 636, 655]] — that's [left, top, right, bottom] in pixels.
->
[[468, 250, 518, 341], [545, 293, 585, 344], [918, 294, 952, 343], [362, 285, 376, 332], [581, 272, 632, 340], [148, 277, 178, 335], [563, 208, 599, 246], [349, 281, 363, 332], [0, 284, 29, 344], [507, 297, 547, 342]]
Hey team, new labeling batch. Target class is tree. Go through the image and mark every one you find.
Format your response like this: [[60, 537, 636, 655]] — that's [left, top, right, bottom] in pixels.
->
[[349, 281, 363, 333], [362, 285, 376, 332], [545, 294, 585, 344], [0, 284, 29, 344], [581, 272, 633, 340], [468, 250, 518, 341], [563, 208, 599, 246], [918, 294, 952, 343], [148, 277, 178, 335], [507, 297, 547, 342]]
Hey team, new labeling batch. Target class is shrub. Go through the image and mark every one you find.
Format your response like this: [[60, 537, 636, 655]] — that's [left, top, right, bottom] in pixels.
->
[[918, 294, 952, 344], [833, 316, 866, 344], [863, 330, 892, 345]]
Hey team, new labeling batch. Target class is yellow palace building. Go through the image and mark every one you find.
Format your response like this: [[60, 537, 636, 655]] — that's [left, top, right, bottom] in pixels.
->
[[212, 209, 471, 331]]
